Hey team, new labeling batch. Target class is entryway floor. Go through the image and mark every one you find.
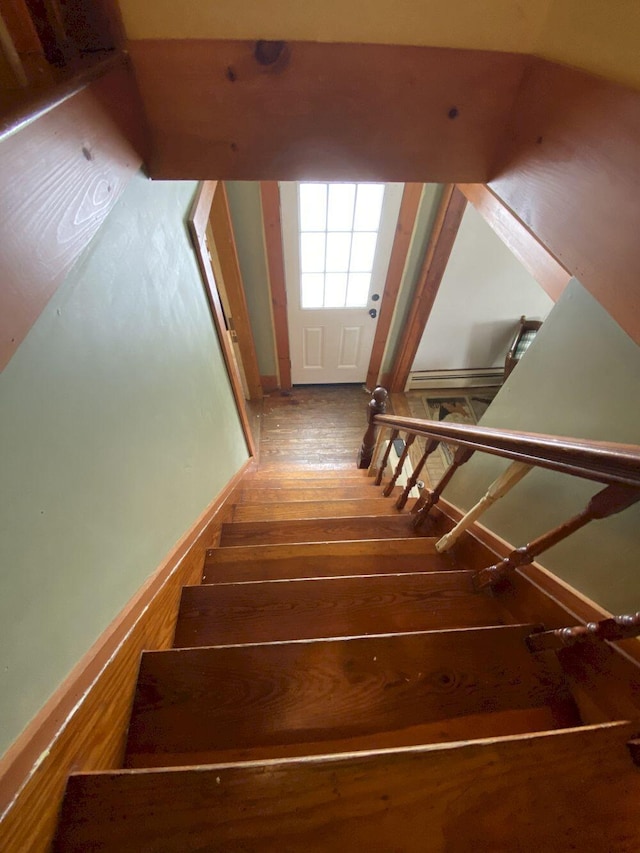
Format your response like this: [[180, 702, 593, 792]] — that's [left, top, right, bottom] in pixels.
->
[[252, 383, 499, 486]]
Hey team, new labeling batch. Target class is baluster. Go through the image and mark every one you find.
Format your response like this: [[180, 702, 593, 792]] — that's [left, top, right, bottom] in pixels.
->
[[375, 429, 399, 486], [413, 446, 474, 530], [526, 612, 640, 653], [357, 386, 388, 469], [396, 439, 439, 510], [474, 483, 640, 590], [383, 434, 416, 497], [436, 461, 532, 552]]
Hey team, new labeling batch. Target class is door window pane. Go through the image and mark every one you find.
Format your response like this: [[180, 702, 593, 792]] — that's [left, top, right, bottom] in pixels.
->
[[353, 184, 385, 231], [349, 232, 377, 272], [301, 273, 325, 308], [299, 184, 327, 231], [324, 273, 348, 307], [327, 183, 356, 231], [346, 273, 371, 307], [300, 233, 326, 273], [325, 232, 351, 272], [298, 182, 385, 309]]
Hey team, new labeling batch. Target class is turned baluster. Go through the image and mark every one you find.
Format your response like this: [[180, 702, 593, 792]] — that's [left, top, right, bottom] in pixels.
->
[[357, 387, 388, 469], [413, 446, 474, 530], [396, 439, 440, 510], [474, 483, 640, 590], [527, 612, 640, 653], [436, 461, 532, 552], [375, 429, 400, 486], [383, 434, 416, 497]]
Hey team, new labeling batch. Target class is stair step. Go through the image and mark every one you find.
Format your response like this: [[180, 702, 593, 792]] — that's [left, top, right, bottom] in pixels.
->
[[123, 625, 581, 768], [231, 498, 410, 522], [236, 485, 393, 503], [173, 572, 510, 647], [219, 515, 427, 547], [203, 538, 451, 583], [248, 469, 370, 483], [54, 722, 640, 852]]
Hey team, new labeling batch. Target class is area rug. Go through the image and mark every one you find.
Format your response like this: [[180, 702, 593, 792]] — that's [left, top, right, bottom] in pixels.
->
[[420, 394, 493, 464]]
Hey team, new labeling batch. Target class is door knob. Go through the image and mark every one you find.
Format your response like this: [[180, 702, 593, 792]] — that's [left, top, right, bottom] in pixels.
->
[[369, 308, 377, 318]]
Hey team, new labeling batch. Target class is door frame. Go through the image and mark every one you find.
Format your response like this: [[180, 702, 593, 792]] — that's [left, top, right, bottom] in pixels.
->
[[188, 181, 257, 457]]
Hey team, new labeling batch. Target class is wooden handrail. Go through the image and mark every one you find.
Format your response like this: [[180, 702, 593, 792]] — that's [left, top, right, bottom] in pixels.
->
[[372, 413, 640, 488]]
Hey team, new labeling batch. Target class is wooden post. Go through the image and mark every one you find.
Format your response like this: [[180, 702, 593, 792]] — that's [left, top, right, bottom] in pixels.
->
[[357, 387, 388, 469], [527, 612, 640, 653], [396, 439, 439, 510], [383, 434, 416, 497], [413, 446, 474, 529], [436, 461, 532, 552], [374, 428, 399, 485], [474, 483, 640, 590]]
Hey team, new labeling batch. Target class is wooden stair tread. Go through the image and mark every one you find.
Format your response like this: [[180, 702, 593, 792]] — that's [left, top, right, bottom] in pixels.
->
[[55, 723, 640, 852], [203, 538, 452, 583], [173, 572, 510, 647], [124, 625, 581, 766], [125, 706, 571, 768], [231, 498, 411, 522], [236, 485, 395, 503], [219, 515, 428, 547], [247, 470, 371, 484]]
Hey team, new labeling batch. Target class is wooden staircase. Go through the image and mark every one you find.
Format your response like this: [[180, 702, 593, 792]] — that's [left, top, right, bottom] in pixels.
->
[[53, 466, 640, 851]]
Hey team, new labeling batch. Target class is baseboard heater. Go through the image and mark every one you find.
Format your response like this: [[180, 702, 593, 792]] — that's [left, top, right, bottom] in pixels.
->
[[406, 368, 503, 391]]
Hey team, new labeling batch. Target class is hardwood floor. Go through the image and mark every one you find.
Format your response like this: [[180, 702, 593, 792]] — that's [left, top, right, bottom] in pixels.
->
[[256, 384, 373, 470]]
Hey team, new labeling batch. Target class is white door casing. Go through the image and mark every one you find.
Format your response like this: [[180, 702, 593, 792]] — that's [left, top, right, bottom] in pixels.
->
[[281, 181, 404, 384]]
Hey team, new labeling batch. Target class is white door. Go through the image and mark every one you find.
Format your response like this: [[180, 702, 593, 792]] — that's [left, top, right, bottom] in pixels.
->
[[281, 181, 404, 384]]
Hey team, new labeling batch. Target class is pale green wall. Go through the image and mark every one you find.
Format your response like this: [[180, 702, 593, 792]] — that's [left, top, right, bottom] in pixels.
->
[[445, 279, 640, 614], [0, 173, 249, 757], [225, 182, 278, 378], [380, 184, 443, 377]]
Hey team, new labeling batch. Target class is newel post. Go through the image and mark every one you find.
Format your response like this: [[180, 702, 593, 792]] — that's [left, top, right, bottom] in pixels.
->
[[357, 387, 388, 469]]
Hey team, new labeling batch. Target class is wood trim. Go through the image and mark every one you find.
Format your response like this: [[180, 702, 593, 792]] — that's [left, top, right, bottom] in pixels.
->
[[489, 57, 640, 346], [0, 59, 146, 371], [260, 374, 279, 393], [0, 458, 253, 853], [188, 182, 257, 457], [457, 183, 572, 301], [209, 183, 263, 399], [389, 186, 467, 392], [365, 183, 423, 391], [260, 181, 291, 390]]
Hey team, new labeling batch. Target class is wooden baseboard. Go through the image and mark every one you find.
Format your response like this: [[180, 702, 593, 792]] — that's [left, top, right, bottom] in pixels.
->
[[0, 458, 252, 853]]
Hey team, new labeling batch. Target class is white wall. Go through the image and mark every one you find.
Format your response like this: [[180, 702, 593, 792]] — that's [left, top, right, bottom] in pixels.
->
[[411, 204, 554, 372]]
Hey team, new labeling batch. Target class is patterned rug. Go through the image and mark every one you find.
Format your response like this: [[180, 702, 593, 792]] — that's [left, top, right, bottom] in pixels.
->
[[411, 394, 494, 464]]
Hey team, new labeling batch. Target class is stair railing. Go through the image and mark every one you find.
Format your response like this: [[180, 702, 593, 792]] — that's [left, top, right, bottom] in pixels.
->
[[358, 386, 640, 602]]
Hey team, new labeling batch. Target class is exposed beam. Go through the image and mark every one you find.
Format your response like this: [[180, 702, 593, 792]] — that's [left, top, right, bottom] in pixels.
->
[[489, 57, 640, 345], [129, 40, 528, 182], [260, 181, 292, 390], [389, 186, 467, 392], [0, 59, 145, 371], [209, 183, 263, 400], [188, 182, 257, 457], [366, 183, 423, 391], [457, 183, 572, 301]]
